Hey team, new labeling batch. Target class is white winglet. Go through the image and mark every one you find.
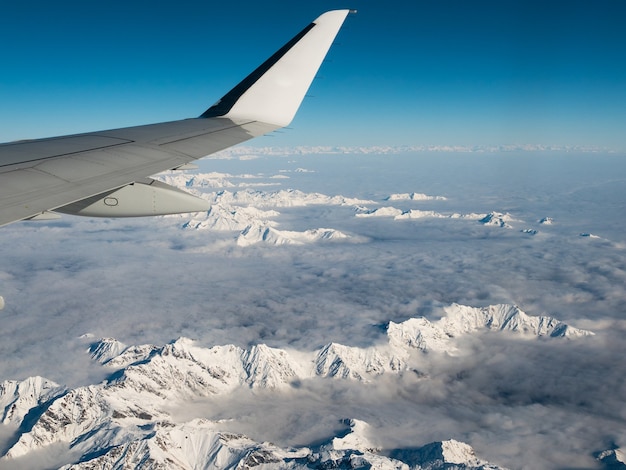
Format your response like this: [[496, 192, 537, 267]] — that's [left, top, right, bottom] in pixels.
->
[[201, 10, 351, 127]]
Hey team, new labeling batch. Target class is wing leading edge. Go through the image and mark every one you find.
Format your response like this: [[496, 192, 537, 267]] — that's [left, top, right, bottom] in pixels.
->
[[0, 10, 351, 227]]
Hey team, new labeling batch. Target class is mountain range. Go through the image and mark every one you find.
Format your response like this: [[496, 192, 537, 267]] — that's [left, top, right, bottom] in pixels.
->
[[156, 173, 557, 247], [0, 303, 597, 469]]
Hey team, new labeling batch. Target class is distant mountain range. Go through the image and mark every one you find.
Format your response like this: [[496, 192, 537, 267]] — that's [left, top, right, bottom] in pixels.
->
[[205, 144, 615, 159], [155, 173, 561, 246]]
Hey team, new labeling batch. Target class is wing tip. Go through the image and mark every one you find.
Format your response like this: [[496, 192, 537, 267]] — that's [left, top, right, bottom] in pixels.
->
[[200, 10, 350, 127]]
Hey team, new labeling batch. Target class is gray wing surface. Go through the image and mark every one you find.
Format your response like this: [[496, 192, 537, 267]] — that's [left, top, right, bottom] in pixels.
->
[[0, 10, 351, 227]]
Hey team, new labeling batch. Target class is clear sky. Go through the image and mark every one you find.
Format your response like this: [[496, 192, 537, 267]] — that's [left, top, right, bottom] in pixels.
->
[[2, 0, 625, 149]]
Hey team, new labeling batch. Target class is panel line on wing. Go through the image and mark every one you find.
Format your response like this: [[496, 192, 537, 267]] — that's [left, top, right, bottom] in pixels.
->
[[0, 135, 134, 168], [156, 120, 255, 146]]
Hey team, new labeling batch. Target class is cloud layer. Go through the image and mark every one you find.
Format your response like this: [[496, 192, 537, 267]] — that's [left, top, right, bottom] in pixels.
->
[[0, 150, 625, 468]]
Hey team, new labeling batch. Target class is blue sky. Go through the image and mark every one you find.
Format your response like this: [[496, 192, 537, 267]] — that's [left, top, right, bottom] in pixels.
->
[[2, 0, 625, 149]]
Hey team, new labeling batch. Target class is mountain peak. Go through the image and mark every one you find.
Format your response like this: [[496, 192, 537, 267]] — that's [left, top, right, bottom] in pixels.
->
[[391, 439, 506, 469], [440, 303, 594, 338], [88, 337, 127, 365], [479, 212, 515, 228], [328, 418, 379, 453], [0, 376, 64, 425]]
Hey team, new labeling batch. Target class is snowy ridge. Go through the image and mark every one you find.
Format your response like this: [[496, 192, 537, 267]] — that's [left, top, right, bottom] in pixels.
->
[[182, 205, 280, 231], [356, 206, 486, 222], [391, 439, 504, 470], [236, 224, 349, 247], [0, 304, 590, 467], [0, 376, 64, 425], [166, 184, 371, 245], [596, 447, 626, 468], [58, 418, 508, 470], [88, 337, 128, 364], [242, 344, 302, 389], [208, 188, 372, 208], [314, 343, 389, 380], [157, 173, 236, 190], [439, 304, 594, 338], [386, 192, 448, 201], [478, 212, 516, 228], [161, 174, 523, 245], [387, 317, 453, 354], [157, 172, 289, 190], [329, 419, 379, 453], [357, 209, 523, 230]]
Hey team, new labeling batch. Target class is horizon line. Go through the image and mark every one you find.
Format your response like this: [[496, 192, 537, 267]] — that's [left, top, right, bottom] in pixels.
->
[[210, 143, 621, 158]]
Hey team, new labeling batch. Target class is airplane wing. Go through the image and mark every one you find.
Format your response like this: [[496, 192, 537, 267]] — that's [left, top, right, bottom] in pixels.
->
[[0, 10, 351, 227]]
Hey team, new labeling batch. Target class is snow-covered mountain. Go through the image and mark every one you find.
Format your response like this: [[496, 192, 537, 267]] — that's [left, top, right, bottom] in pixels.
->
[[58, 418, 507, 470], [0, 376, 65, 425], [391, 439, 505, 470], [596, 447, 626, 469], [478, 212, 516, 228], [156, 172, 540, 247], [159, 177, 374, 245], [182, 205, 280, 232], [236, 224, 350, 247], [386, 192, 448, 201], [438, 303, 594, 338], [208, 188, 372, 208], [157, 173, 608, 249], [0, 303, 592, 468], [356, 206, 484, 221]]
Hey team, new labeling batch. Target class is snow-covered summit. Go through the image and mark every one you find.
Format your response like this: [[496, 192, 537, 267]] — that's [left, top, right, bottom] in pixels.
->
[[356, 206, 483, 221], [391, 439, 506, 470], [479, 211, 516, 228], [87, 337, 127, 364], [327, 418, 379, 453], [165, 182, 369, 245], [386, 304, 593, 360], [56, 417, 509, 470], [439, 303, 594, 338], [596, 447, 626, 468], [209, 188, 372, 208], [236, 224, 350, 247], [0, 376, 65, 425], [160, 173, 527, 249], [386, 192, 447, 201], [182, 205, 279, 231]]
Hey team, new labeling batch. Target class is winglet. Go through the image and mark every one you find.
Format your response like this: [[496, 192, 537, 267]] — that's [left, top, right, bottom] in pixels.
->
[[201, 10, 350, 128]]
